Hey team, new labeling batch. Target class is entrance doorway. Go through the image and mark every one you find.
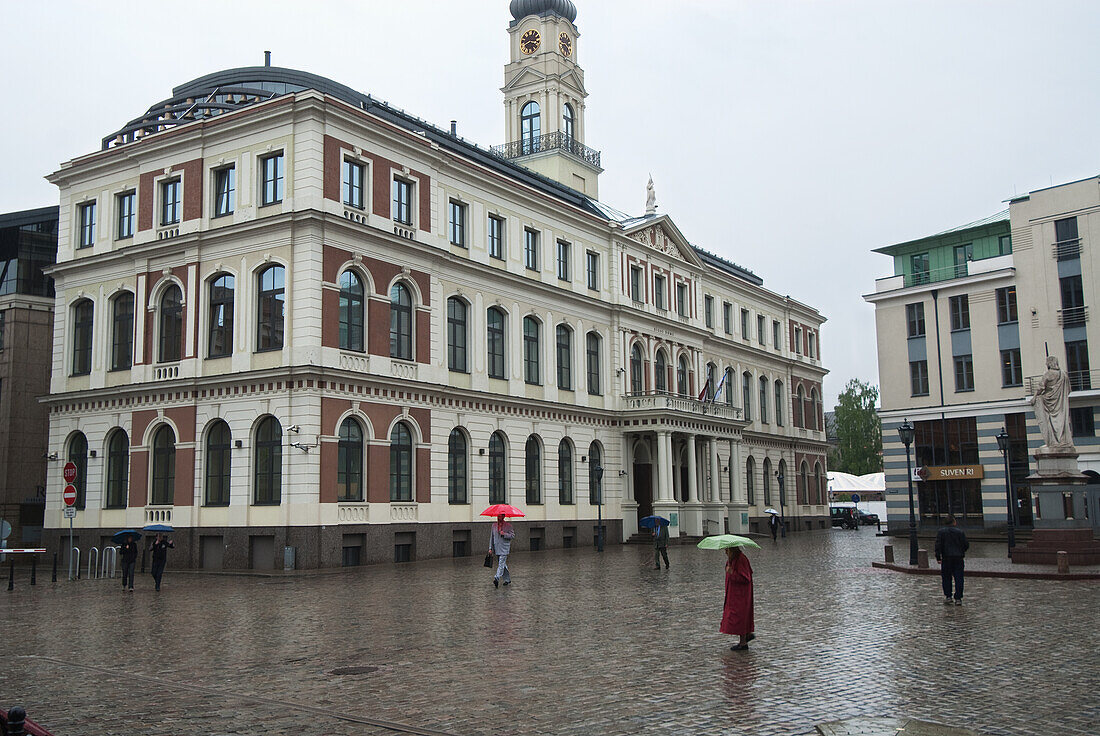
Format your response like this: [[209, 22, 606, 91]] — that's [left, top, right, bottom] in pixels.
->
[[634, 463, 653, 526]]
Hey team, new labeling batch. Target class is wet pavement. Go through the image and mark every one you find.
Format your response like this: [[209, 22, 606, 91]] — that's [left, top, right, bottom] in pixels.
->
[[2, 531, 1097, 736]]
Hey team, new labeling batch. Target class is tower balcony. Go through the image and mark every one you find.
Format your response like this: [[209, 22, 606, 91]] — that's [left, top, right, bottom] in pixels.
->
[[491, 132, 601, 169]]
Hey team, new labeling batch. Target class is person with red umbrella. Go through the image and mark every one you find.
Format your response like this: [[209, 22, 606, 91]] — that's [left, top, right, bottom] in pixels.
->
[[483, 504, 522, 588]]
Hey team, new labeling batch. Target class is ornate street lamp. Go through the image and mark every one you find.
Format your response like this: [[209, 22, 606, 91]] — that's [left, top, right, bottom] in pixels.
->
[[898, 419, 918, 565], [594, 464, 604, 552], [776, 470, 786, 538], [995, 428, 1016, 555]]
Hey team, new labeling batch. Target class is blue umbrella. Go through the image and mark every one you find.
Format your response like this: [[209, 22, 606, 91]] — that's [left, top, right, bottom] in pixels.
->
[[143, 524, 175, 533], [639, 515, 670, 529], [112, 529, 142, 542]]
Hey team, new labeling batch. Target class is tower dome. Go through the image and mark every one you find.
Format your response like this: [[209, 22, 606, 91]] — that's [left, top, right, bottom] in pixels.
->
[[509, 0, 577, 23]]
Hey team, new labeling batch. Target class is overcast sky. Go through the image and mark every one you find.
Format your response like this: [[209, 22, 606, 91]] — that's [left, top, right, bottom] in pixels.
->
[[3, 0, 1099, 406]]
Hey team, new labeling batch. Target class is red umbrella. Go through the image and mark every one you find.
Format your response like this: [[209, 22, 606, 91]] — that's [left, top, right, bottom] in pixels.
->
[[480, 504, 525, 518]]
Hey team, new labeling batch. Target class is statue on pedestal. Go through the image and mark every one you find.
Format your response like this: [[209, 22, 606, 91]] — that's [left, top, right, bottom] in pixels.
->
[[1029, 355, 1074, 452], [645, 175, 657, 215]]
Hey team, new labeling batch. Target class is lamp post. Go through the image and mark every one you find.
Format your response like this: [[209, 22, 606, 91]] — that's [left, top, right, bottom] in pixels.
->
[[594, 464, 604, 552], [776, 470, 786, 538], [995, 427, 1016, 556], [898, 419, 918, 566]]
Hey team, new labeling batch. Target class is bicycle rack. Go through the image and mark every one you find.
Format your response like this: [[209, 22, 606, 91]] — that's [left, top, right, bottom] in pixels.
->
[[68, 547, 80, 581], [101, 546, 118, 579], [87, 547, 100, 579]]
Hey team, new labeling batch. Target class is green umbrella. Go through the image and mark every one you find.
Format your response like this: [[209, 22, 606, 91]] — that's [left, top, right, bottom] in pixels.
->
[[696, 534, 762, 550]]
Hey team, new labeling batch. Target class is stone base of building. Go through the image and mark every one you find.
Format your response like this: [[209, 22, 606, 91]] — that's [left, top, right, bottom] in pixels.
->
[[42, 519, 624, 572], [1011, 527, 1100, 565]]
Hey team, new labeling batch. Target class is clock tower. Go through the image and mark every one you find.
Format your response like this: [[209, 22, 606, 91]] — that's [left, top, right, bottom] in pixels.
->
[[494, 0, 602, 198]]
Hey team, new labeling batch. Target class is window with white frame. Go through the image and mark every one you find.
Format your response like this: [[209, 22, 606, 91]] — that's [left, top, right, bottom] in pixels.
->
[[586, 251, 599, 290], [449, 200, 467, 247], [343, 160, 365, 209], [214, 166, 236, 217], [116, 191, 135, 239], [524, 228, 539, 271], [557, 240, 571, 281], [392, 178, 413, 225], [160, 179, 180, 225], [488, 215, 505, 260], [78, 202, 96, 248]]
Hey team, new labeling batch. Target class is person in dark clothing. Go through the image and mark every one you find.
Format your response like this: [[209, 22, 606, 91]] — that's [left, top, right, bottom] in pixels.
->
[[119, 536, 138, 591], [934, 514, 969, 605], [768, 514, 780, 542], [149, 534, 174, 592], [653, 522, 670, 569]]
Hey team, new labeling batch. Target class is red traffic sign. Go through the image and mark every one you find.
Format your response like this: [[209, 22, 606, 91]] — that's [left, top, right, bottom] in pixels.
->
[[63, 461, 78, 484], [63, 484, 78, 506]]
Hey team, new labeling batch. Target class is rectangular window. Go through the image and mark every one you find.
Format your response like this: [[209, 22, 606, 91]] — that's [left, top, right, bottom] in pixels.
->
[[723, 302, 732, 334], [586, 334, 600, 395], [116, 191, 135, 239], [808, 332, 817, 358], [1060, 275, 1085, 325], [630, 266, 642, 302], [556, 327, 571, 390], [773, 320, 781, 350], [342, 160, 364, 209], [704, 296, 714, 327], [449, 200, 467, 248], [757, 315, 766, 345], [910, 253, 930, 285], [910, 360, 929, 396], [653, 275, 666, 310], [585, 251, 599, 290], [557, 240, 571, 281], [996, 287, 1017, 324], [524, 228, 539, 271], [740, 308, 750, 338], [998, 234, 1012, 255], [160, 179, 180, 225], [954, 354, 975, 392], [1065, 340, 1091, 391], [1055, 216, 1079, 245], [392, 179, 412, 225], [77, 202, 96, 248], [1071, 407, 1095, 437], [794, 326, 802, 354], [213, 167, 236, 217], [1001, 348, 1022, 387], [676, 283, 687, 317], [949, 295, 970, 331], [260, 153, 284, 206], [488, 215, 504, 260], [953, 243, 972, 277], [906, 303, 925, 337]]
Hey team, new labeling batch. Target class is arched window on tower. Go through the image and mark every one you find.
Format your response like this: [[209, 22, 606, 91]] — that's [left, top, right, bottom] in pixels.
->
[[521, 101, 541, 154], [563, 103, 575, 139]]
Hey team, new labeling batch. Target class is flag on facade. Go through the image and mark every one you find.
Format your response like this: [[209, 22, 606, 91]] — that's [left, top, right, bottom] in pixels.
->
[[698, 377, 710, 402], [711, 370, 727, 403]]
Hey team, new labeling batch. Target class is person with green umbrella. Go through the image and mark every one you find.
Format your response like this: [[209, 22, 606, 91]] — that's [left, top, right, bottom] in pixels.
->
[[698, 535, 759, 650]]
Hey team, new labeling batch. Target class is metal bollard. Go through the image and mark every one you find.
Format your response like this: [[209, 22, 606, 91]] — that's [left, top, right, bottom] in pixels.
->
[[7, 705, 27, 736], [917, 549, 929, 569], [7, 560, 12, 591], [884, 544, 894, 563], [30, 556, 36, 585], [52, 552, 58, 582], [1057, 550, 1070, 574]]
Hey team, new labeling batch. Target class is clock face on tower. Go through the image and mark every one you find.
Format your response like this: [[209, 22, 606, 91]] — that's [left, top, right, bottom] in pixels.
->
[[520, 29, 541, 55], [559, 33, 572, 56]]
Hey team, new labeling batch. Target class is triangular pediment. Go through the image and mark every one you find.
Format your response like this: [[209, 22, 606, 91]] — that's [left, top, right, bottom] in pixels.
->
[[559, 70, 587, 96], [622, 215, 704, 267], [502, 67, 548, 93]]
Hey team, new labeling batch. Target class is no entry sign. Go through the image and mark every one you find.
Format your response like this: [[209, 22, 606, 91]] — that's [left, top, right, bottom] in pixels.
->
[[63, 484, 78, 506], [63, 461, 78, 484]]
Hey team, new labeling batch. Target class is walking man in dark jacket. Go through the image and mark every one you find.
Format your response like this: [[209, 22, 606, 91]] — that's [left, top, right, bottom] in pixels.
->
[[934, 514, 969, 605], [119, 535, 138, 591], [149, 534, 174, 592], [653, 522, 670, 569]]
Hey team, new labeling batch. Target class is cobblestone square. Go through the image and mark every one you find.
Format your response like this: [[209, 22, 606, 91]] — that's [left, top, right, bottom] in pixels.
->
[[2, 532, 1097, 736]]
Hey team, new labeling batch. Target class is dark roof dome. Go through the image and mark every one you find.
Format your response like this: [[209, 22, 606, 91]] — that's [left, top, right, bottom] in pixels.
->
[[510, 0, 577, 23]]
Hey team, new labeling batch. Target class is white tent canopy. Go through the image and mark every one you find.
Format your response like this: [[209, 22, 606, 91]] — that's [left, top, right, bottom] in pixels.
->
[[827, 471, 884, 492]]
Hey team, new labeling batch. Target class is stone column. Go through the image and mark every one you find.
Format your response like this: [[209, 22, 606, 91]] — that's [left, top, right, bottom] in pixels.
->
[[727, 438, 748, 532], [656, 430, 672, 502]]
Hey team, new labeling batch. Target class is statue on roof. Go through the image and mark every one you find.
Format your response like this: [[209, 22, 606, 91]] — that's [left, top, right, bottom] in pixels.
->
[[645, 174, 657, 215]]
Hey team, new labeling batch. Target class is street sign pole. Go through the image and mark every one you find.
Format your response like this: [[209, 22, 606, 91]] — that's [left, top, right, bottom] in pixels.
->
[[62, 465, 78, 581]]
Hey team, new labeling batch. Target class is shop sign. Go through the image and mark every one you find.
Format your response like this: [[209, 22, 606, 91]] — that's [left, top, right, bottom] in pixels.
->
[[924, 465, 984, 481]]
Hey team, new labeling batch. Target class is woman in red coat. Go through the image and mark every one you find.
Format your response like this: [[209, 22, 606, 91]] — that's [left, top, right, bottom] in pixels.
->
[[721, 547, 755, 650]]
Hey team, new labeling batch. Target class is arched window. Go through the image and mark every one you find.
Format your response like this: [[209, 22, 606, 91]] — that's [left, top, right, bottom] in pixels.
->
[[586, 332, 601, 395], [208, 275, 234, 358], [390, 282, 413, 360], [151, 424, 176, 506], [814, 462, 824, 506], [677, 356, 688, 396], [759, 375, 769, 423], [525, 436, 542, 504], [655, 350, 668, 394], [489, 431, 507, 504], [390, 421, 413, 501], [800, 461, 809, 505], [67, 432, 88, 509], [110, 293, 134, 371], [795, 385, 805, 427], [257, 265, 285, 351], [775, 380, 785, 427], [521, 101, 541, 154], [762, 458, 772, 506], [556, 324, 573, 390], [742, 372, 752, 421], [523, 316, 541, 385], [338, 418, 364, 502], [810, 389, 820, 431], [205, 420, 231, 507], [339, 271, 365, 353], [447, 297, 468, 372], [745, 456, 755, 506], [105, 429, 129, 509], [725, 367, 735, 406], [487, 307, 506, 379], [71, 299, 94, 376], [158, 284, 183, 363], [630, 344, 644, 394], [254, 416, 282, 505], [588, 442, 602, 505], [563, 103, 575, 139], [448, 428, 468, 504], [558, 439, 573, 505]]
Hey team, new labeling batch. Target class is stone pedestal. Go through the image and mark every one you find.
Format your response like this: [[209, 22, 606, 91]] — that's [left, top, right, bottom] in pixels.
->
[[678, 502, 704, 538], [1012, 449, 1100, 564]]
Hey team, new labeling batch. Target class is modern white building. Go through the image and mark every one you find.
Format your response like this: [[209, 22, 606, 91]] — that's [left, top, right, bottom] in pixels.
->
[[42, 0, 829, 569]]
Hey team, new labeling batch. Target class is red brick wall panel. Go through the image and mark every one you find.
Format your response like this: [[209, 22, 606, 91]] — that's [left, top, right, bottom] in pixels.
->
[[138, 171, 155, 232], [181, 158, 203, 221], [129, 450, 148, 508]]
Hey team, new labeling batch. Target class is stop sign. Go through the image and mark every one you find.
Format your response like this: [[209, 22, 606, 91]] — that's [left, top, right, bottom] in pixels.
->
[[63, 484, 78, 506], [63, 461, 78, 484]]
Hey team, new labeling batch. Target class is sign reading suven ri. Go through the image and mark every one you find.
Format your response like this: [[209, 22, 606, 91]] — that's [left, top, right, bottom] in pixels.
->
[[924, 465, 984, 481]]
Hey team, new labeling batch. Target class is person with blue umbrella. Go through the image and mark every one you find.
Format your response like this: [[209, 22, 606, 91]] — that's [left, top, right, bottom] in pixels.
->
[[640, 515, 671, 570], [145, 525, 175, 592], [112, 530, 141, 591]]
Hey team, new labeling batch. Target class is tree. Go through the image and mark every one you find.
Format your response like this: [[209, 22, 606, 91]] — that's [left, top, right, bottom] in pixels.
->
[[829, 379, 882, 476]]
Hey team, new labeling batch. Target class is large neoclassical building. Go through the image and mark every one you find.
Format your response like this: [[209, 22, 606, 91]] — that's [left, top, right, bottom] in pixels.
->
[[43, 0, 828, 569]]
